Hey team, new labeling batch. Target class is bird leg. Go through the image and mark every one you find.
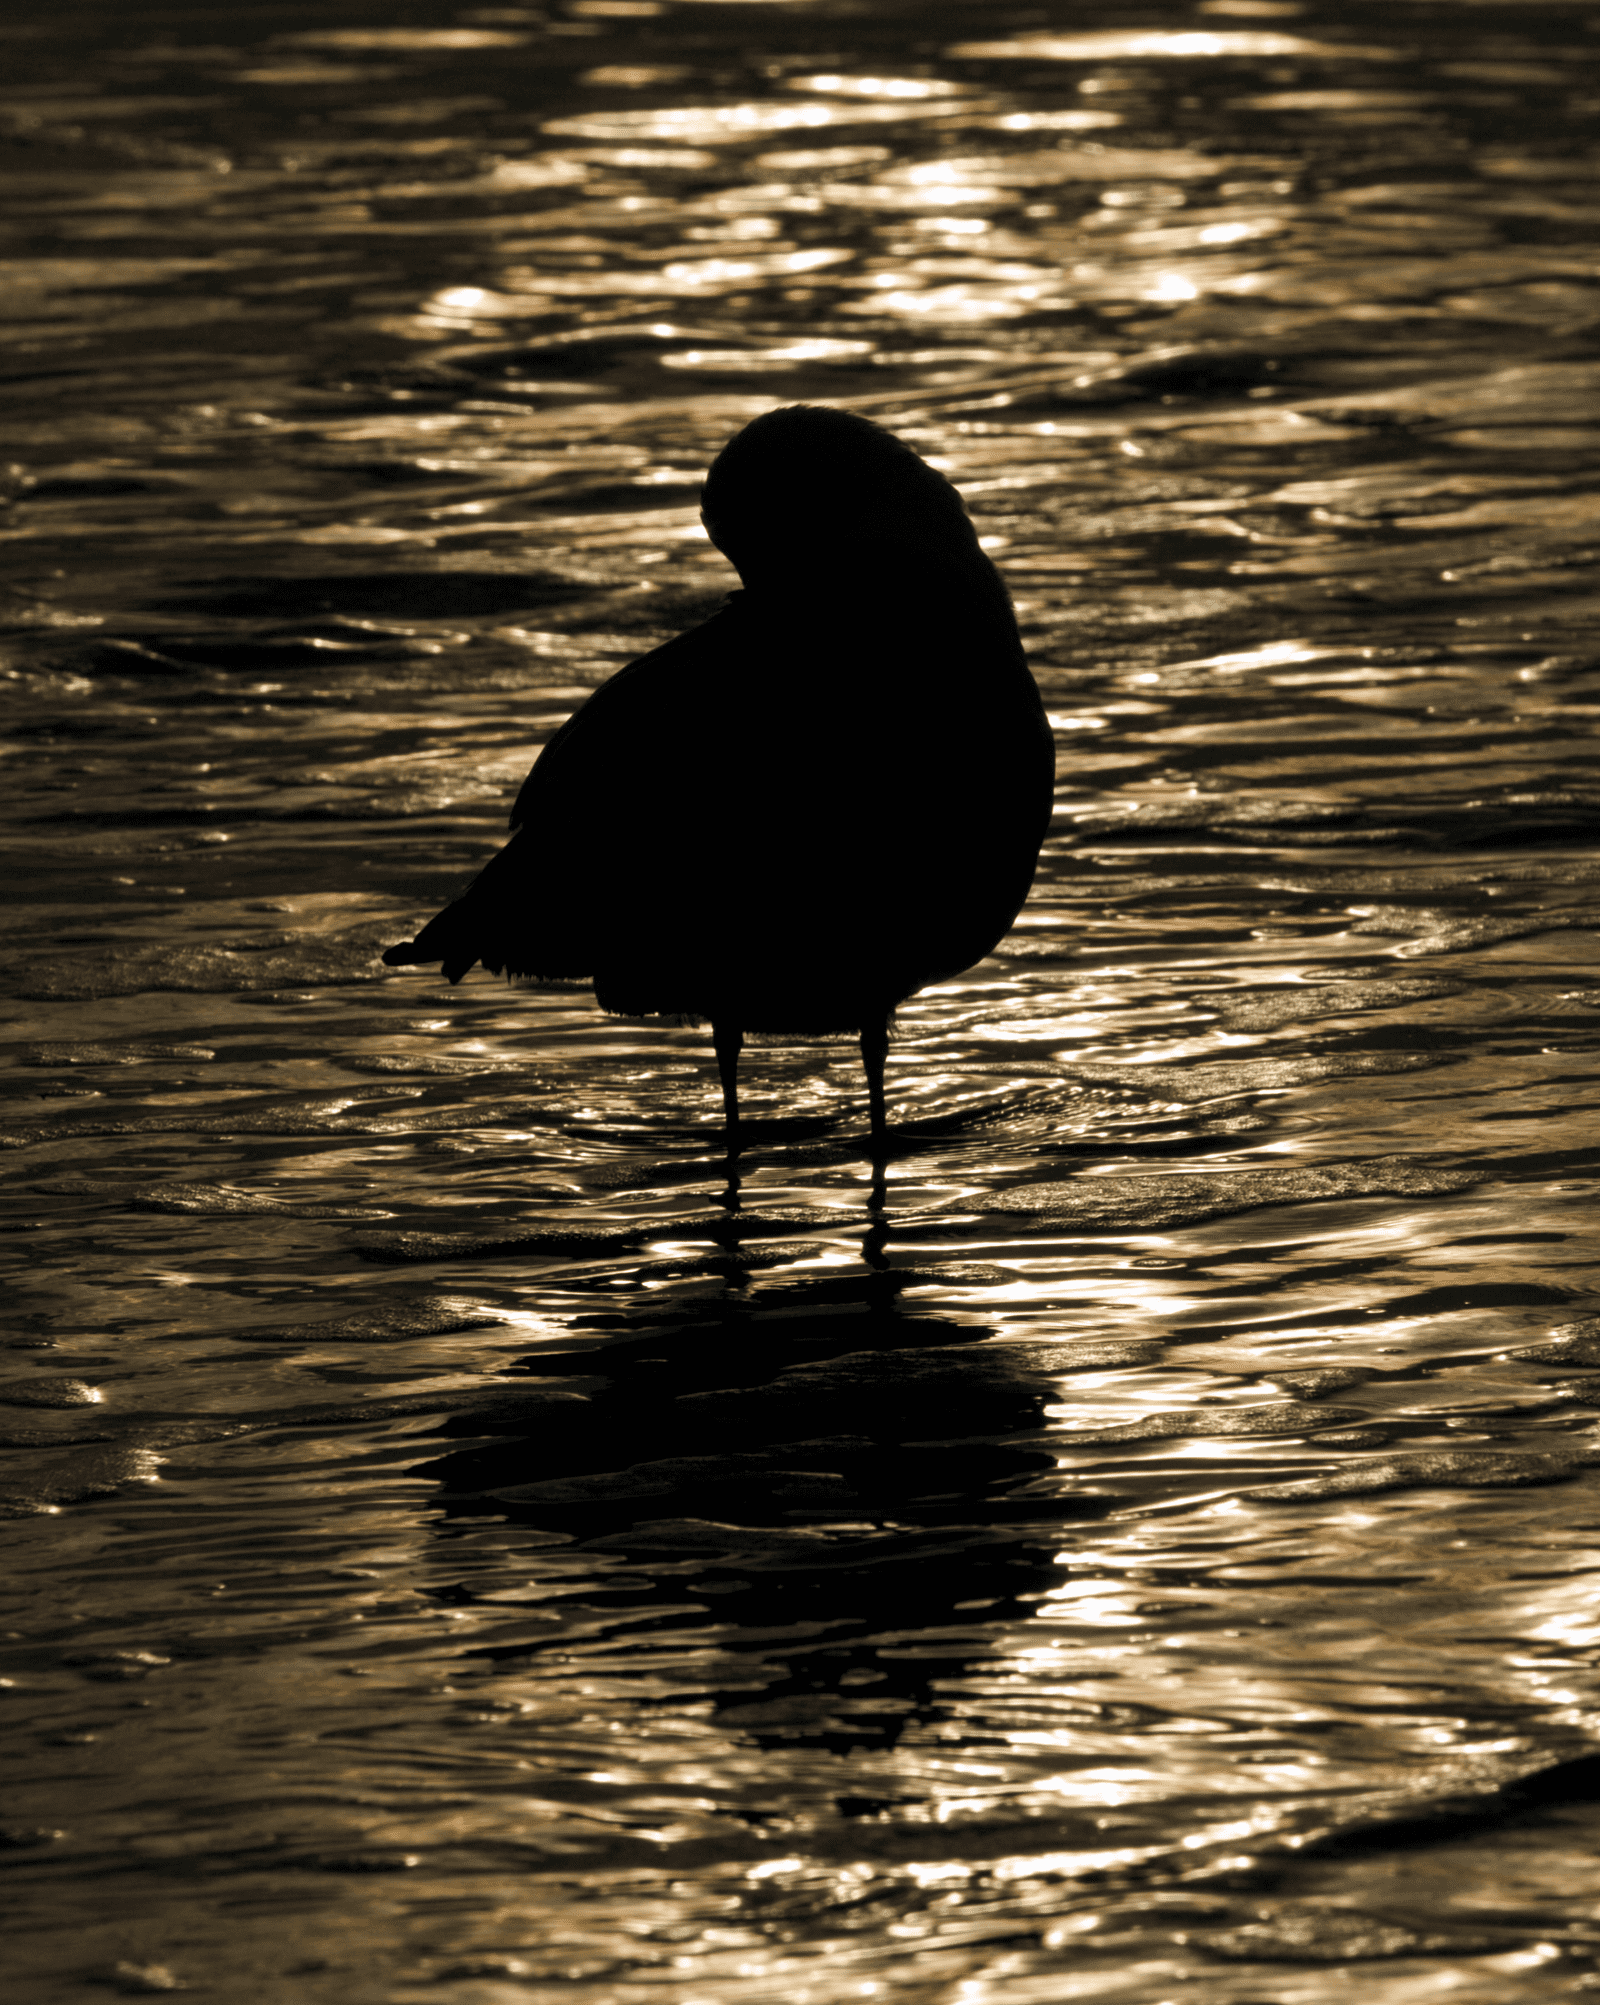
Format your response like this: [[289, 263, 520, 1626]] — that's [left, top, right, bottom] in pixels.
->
[[860, 1013, 890, 1155], [713, 1020, 744, 1154]]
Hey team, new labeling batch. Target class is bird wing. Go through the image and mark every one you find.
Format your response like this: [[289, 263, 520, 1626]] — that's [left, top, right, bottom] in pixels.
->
[[385, 603, 744, 982]]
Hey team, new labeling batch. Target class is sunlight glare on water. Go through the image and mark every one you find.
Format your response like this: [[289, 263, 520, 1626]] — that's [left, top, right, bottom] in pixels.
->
[[2, 0, 1600, 1999]]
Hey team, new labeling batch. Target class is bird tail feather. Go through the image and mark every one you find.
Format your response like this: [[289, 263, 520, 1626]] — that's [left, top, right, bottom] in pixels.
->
[[382, 900, 482, 984]]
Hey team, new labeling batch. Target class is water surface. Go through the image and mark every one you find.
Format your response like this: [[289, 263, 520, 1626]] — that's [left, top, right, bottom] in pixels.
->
[[4, 1, 1600, 1998]]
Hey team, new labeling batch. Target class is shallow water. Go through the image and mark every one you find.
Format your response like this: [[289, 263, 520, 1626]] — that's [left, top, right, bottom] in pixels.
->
[[3, 0, 1600, 1998]]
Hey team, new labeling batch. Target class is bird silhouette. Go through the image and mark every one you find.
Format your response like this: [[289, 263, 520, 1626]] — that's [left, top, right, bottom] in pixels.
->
[[383, 405, 1054, 1151]]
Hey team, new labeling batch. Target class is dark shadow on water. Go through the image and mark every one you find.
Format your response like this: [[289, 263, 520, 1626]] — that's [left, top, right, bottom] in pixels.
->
[[416, 1270, 1097, 1751], [465, 1531, 1072, 1759]]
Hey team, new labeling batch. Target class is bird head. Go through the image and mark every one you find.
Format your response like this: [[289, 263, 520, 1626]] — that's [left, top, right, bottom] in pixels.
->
[[700, 404, 986, 592]]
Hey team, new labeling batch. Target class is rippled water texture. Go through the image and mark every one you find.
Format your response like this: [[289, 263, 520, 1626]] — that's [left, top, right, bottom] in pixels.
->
[[4, 1, 1600, 1998]]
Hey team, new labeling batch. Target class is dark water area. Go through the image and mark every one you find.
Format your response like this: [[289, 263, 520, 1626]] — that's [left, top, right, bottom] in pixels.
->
[[3, 0, 1600, 1998]]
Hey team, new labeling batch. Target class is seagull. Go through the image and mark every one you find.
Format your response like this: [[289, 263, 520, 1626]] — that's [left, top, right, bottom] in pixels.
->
[[383, 404, 1054, 1151]]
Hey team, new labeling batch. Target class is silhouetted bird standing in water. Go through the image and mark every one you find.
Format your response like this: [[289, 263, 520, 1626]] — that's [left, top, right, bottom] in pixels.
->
[[384, 405, 1054, 1151]]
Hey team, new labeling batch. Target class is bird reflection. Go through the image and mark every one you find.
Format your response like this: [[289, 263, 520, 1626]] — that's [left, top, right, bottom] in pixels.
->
[[385, 405, 1054, 1153]]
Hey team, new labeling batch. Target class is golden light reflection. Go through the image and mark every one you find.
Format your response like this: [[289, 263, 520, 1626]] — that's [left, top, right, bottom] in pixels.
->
[[950, 31, 1398, 61], [843, 285, 1045, 322], [556, 145, 717, 167], [661, 339, 872, 371], [1035, 1585, 1145, 1628], [280, 27, 529, 48], [1241, 89, 1436, 111], [786, 74, 971, 100], [1198, 219, 1274, 244], [487, 158, 591, 190], [886, 146, 1219, 185], [580, 65, 693, 89], [660, 249, 851, 283], [989, 1844, 1172, 1881], [904, 1862, 975, 1887], [1162, 640, 1326, 673], [990, 110, 1123, 132], [753, 144, 889, 170], [544, 100, 964, 142]]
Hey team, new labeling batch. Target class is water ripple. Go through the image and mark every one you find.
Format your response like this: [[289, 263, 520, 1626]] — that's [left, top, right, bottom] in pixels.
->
[[3, 0, 1600, 1999]]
